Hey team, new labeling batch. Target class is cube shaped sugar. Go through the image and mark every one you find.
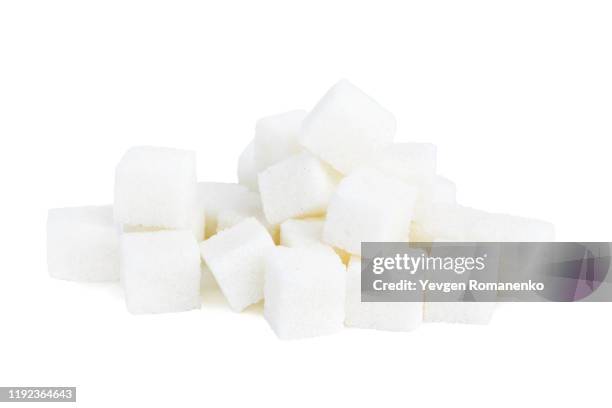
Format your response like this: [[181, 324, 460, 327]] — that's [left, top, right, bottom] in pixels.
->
[[345, 256, 422, 331], [258, 152, 340, 225], [323, 168, 418, 255], [300, 80, 396, 174], [120, 230, 201, 314], [238, 140, 258, 191], [47, 205, 119, 282], [200, 218, 275, 312], [264, 245, 346, 339], [114, 146, 197, 230], [254, 110, 306, 172], [197, 182, 252, 238], [280, 218, 325, 247]]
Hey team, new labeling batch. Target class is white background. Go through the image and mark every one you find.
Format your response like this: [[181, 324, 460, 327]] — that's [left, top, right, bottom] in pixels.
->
[[1, 1, 611, 407]]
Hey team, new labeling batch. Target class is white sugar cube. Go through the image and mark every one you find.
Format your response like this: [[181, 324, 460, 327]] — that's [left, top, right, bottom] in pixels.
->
[[254, 110, 306, 172], [114, 146, 197, 230], [300, 80, 395, 174], [323, 168, 418, 255], [237, 140, 258, 191], [47, 205, 119, 282], [200, 218, 275, 312], [264, 245, 346, 339], [120, 230, 201, 314], [280, 218, 324, 247], [258, 152, 340, 225], [197, 182, 252, 238], [345, 256, 422, 331]]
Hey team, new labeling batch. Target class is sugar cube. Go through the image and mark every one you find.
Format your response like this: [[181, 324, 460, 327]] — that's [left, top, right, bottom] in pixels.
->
[[300, 80, 395, 174], [264, 245, 346, 339], [279, 218, 324, 247], [258, 152, 340, 225], [114, 146, 197, 230], [254, 110, 306, 172], [47, 205, 119, 282], [345, 256, 422, 331], [323, 168, 418, 255], [120, 230, 201, 314], [200, 218, 275, 312]]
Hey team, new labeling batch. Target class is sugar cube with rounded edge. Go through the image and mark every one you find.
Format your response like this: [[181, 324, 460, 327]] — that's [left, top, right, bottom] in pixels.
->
[[300, 80, 396, 174], [258, 152, 341, 225], [323, 168, 418, 255], [200, 217, 275, 312], [264, 245, 346, 340], [114, 146, 197, 230], [280, 218, 325, 247]]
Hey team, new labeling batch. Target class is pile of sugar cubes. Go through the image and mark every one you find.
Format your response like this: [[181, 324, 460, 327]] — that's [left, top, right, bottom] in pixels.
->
[[47, 80, 554, 339]]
